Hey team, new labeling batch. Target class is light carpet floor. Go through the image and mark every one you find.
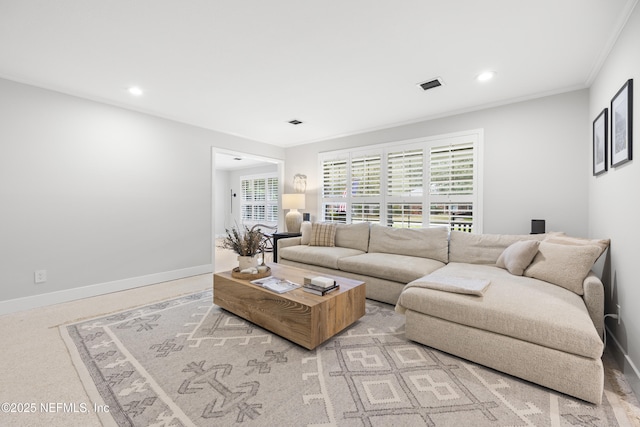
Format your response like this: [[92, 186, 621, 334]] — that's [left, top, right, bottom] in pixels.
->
[[0, 242, 241, 427], [1, 247, 638, 426]]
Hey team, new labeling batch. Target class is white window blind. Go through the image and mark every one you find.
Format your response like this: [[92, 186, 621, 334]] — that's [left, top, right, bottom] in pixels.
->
[[429, 141, 476, 232], [321, 156, 349, 223], [430, 142, 474, 196], [351, 154, 381, 197], [322, 158, 348, 198], [386, 147, 424, 228], [387, 149, 424, 197], [319, 130, 481, 231], [266, 177, 279, 222], [253, 179, 266, 201], [241, 174, 279, 225], [241, 179, 252, 202], [352, 203, 381, 224], [387, 203, 423, 228]]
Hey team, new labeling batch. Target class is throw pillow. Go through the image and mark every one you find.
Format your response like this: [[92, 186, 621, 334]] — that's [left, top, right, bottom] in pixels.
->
[[523, 241, 602, 295], [496, 240, 540, 276], [309, 222, 337, 247]]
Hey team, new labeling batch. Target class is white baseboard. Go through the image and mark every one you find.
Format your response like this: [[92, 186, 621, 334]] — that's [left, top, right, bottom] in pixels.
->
[[605, 325, 640, 398], [0, 264, 213, 316]]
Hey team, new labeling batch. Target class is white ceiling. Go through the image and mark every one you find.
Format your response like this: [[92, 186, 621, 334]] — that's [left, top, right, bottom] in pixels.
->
[[0, 0, 637, 147], [215, 152, 277, 171]]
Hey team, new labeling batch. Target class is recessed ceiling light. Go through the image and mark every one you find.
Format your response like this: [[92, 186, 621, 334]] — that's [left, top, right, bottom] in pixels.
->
[[476, 71, 496, 82], [128, 86, 143, 96]]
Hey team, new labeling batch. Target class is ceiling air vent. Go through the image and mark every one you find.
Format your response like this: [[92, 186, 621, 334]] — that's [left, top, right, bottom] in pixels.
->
[[288, 119, 303, 125], [418, 78, 443, 91]]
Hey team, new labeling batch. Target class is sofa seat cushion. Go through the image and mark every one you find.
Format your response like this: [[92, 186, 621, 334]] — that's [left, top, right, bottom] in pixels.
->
[[397, 263, 603, 359], [279, 245, 365, 269], [337, 253, 446, 284]]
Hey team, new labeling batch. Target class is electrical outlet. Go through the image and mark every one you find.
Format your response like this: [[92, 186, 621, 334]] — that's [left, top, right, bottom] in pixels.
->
[[617, 304, 621, 325], [34, 269, 47, 284]]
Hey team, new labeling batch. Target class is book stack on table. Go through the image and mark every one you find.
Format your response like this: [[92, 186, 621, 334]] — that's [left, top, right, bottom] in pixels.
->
[[302, 276, 339, 296]]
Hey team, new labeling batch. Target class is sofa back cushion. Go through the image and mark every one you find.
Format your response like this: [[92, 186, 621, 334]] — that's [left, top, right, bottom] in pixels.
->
[[544, 232, 610, 256], [368, 224, 448, 263], [301, 222, 370, 251], [524, 242, 602, 295], [335, 222, 371, 252], [300, 221, 312, 245], [449, 231, 546, 265]]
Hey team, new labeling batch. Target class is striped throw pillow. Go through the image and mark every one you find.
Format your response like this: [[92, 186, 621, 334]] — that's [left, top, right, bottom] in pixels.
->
[[309, 223, 337, 247]]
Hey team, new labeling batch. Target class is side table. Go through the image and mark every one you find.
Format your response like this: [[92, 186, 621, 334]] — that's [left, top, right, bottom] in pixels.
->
[[272, 232, 302, 262]]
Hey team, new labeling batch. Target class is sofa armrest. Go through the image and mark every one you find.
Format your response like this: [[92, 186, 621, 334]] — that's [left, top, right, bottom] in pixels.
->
[[583, 272, 604, 340], [277, 237, 302, 262]]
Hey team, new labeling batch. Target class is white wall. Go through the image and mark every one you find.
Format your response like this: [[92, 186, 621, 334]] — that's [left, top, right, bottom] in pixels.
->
[[214, 169, 230, 237], [588, 4, 640, 396], [286, 89, 590, 236], [0, 78, 284, 310]]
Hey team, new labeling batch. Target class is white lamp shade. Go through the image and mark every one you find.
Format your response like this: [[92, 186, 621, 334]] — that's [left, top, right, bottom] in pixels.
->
[[282, 193, 305, 210]]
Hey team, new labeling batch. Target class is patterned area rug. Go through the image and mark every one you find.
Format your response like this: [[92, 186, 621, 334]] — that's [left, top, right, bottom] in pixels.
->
[[62, 290, 632, 426]]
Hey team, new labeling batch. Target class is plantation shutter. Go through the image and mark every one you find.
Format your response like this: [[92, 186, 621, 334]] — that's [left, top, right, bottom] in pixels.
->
[[240, 175, 278, 225], [266, 177, 279, 222], [321, 157, 349, 223], [319, 131, 481, 231], [351, 154, 381, 197], [387, 149, 424, 196], [322, 158, 348, 198], [253, 179, 266, 201], [351, 203, 381, 224], [386, 203, 423, 228], [349, 153, 381, 224], [429, 141, 475, 231], [386, 147, 424, 227], [241, 179, 252, 202]]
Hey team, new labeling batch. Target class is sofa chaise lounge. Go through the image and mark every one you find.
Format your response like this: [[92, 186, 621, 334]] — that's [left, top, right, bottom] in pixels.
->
[[277, 222, 609, 404]]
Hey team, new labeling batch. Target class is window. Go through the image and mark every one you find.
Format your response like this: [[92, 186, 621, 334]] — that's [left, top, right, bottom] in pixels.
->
[[386, 147, 424, 228], [241, 174, 279, 225], [319, 130, 482, 232], [429, 141, 476, 232]]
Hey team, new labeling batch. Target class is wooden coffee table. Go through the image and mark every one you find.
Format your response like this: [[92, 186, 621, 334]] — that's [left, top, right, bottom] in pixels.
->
[[213, 263, 366, 350]]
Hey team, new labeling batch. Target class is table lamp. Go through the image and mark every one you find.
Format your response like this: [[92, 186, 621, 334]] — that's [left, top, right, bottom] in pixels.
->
[[283, 193, 305, 233]]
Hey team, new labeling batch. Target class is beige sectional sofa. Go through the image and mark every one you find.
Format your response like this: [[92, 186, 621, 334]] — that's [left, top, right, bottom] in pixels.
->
[[277, 222, 609, 404]]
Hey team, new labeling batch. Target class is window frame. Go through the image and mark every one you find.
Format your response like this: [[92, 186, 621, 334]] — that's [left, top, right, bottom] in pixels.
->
[[318, 129, 483, 232], [240, 173, 279, 226]]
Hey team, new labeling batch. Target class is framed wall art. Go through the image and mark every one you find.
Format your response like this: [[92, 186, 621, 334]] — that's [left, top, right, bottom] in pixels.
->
[[593, 108, 608, 176], [610, 79, 633, 167]]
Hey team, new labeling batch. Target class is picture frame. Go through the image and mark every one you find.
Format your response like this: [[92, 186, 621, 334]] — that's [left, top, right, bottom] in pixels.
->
[[592, 108, 608, 176], [610, 79, 633, 167]]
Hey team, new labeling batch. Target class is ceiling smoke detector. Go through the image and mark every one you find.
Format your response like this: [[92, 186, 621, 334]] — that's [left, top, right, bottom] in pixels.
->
[[288, 119, 303, 125], [417, 78, 443, 91]]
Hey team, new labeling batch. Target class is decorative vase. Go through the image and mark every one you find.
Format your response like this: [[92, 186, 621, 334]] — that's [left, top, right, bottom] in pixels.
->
[[237, 255, 258, 271]]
